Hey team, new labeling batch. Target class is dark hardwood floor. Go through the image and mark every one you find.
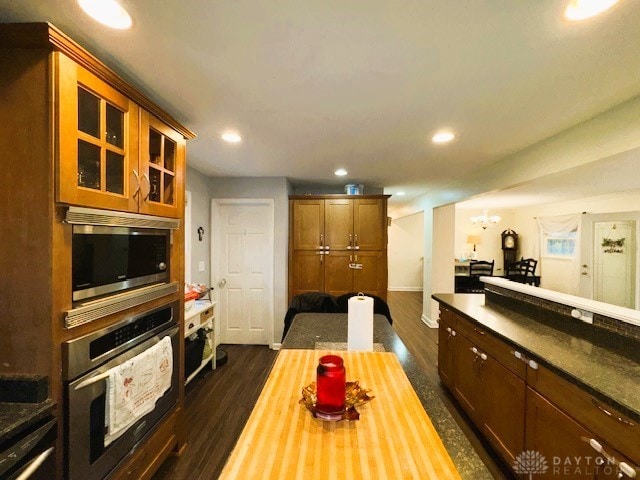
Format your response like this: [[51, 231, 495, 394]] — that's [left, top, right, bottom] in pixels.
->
[[153, 344, 278, 480], [153, 292, 511, 479]]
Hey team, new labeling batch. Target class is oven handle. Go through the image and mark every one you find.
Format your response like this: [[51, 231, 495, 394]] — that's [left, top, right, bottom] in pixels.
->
[[74, 324, 179, 391], [15, 447, 54, 480]]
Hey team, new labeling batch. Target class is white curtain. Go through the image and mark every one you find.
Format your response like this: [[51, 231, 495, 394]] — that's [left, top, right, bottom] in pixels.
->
[[536, 213, 582, 294]]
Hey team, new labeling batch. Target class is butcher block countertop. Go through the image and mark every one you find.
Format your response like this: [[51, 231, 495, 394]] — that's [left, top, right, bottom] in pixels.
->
[[219, 349, 461, 480]]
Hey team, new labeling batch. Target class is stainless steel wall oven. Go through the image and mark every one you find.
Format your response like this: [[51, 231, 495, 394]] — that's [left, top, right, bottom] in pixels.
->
[[62, 300, 179, 480]]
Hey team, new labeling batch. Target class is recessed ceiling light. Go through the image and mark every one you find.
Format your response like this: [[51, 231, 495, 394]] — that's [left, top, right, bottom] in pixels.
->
[[565, 0, 620, 20], [334, 168, 348, 176], [432, 130, 456, 144], [78, 0, 132, 29], [396, 191, 406, 196], [221, 132, 242, 143]]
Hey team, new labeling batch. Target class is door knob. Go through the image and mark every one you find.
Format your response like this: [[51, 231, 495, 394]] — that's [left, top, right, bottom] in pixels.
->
[[218, 278, 227, 288]]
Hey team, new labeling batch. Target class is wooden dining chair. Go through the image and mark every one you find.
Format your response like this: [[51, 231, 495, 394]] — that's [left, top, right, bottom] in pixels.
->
[[469, 260, 495, 277]]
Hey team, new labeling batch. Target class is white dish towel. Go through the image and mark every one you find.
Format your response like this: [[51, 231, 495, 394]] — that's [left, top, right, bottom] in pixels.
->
[[104, 335, 173, 446]]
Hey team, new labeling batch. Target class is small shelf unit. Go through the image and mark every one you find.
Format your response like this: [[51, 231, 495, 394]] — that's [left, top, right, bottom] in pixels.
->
[[184, 300, 217, 385]]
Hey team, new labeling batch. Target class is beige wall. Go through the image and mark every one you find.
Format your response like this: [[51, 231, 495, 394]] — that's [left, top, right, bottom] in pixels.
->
[[454, 207, 515, 275], [388, 212, 424, 291]]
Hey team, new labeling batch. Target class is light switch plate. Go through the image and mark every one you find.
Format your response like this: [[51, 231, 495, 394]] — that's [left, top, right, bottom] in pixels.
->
[[198, 261, 205, 272]]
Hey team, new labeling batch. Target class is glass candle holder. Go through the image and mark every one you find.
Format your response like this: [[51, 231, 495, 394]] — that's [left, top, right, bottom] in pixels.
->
[[316, 354, 346, 420]]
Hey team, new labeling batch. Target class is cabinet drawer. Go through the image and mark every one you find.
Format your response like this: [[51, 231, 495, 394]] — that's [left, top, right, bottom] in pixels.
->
[[528, 364, 639, 465], [455, 314, 526, 379], [200, 306, 214, 324]]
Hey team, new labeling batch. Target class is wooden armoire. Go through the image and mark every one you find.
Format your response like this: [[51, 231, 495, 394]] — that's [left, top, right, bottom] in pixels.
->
[[288, 195, 390, 301]]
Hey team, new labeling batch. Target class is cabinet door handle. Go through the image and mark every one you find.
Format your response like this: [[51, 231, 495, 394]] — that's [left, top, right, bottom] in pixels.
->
[[619, 462, 637, 478], [347, 234, 352, 249], [446, 327, 451, 333], [132, 169, 141, 197], [142, 173, 151, 200], [479, 353, 487, 361], [451, 330, 456, 337], [473, 327, 485, 336], [354, 234, 359, 250], [588, 439, 636, 478], [470, 347, 478, 355], [592, 399, 635, 427], [320, 233, 324, 249]]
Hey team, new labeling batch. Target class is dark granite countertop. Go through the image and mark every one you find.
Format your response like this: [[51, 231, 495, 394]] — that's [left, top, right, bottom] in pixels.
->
[[0, 399, 56, 445], [433, 293, 640, 422], [282, 312, 493, 480]]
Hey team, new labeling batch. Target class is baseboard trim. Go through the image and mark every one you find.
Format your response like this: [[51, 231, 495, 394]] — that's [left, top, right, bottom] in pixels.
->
[[421, 314, 439, 329], [388, 287, 423, 292], [270, 343, 282, 350]]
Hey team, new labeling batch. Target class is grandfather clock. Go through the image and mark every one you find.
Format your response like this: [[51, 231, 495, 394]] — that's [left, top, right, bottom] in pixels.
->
[[501, 229, 518, 273]]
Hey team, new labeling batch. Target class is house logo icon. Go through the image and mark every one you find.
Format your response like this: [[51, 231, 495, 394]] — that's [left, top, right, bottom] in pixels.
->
[[513, 450, 549, 479]]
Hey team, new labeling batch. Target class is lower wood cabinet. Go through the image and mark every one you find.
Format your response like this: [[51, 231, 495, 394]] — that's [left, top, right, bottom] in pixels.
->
[[449, 316, 525, 463], [479, 353, 526, 464], [437, 304, 638, 480], [289, 250, 387, 299], [526, 388, 616, 480], [437, 308, 455, 390]]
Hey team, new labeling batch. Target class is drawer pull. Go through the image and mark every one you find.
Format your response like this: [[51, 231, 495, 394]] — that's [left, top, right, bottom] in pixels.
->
[[446, 327, 451, 333], [592, 399, 635, 427], [619, 462, 636, 478], [589, 439, 637, 478], [469, 347, 486, 360], [473, 327, 485, 336], [528, 359, 538, 370]]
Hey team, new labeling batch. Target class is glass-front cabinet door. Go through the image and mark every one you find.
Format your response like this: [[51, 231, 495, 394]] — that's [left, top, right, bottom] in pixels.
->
[[58, 54, 139, 212], [139, 110, 184, 218]]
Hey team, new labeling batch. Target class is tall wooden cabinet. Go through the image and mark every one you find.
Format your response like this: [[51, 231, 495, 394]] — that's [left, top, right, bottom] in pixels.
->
[[0, 23, 195, 480], [288, 195, 389, 301]]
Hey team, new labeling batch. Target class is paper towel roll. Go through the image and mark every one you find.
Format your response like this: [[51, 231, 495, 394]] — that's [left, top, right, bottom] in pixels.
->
[[347, 294, 374, 351]]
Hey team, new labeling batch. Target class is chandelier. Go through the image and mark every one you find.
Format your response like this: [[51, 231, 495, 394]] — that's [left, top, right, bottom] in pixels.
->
[[471, 210, 501, 229]]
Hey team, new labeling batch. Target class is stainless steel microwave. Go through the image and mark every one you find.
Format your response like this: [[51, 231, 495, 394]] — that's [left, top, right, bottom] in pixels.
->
[[72, 225, 169, 302]]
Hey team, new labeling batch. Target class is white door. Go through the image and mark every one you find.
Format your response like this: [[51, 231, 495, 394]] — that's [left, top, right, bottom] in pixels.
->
[[212, 199, 274, 345], [580, 213, 638, 309]]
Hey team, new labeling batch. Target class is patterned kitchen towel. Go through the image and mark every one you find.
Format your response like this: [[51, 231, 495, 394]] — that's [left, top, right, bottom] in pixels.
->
[[105, 335, 173, 446]]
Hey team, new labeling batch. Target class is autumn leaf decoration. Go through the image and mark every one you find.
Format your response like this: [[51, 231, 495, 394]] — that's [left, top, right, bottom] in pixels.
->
[[300, 381, 374, 421]]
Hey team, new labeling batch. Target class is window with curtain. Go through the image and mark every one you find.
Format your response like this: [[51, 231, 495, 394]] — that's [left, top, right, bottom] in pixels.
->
[[543, 230, 578, 257]]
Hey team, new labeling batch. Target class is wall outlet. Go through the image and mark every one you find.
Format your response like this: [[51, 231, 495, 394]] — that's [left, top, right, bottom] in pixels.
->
[[198, 261, 205, 272]]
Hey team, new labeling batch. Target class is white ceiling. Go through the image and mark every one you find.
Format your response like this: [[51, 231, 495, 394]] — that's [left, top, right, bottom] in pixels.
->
[[2, 0, 640, 205]]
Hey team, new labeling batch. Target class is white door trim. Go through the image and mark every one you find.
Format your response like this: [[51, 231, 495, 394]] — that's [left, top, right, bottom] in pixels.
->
[[211, 198, 275, 345]]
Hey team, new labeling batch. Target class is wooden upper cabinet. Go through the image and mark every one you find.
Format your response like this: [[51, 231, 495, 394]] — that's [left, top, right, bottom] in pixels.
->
[[139, 111, 185, 217], [353, 199, 385, 250], [56, 54, 186, 218], [291, 199, 325, 250], [291, 196, 387, 251], [325, 199, 353, 249], [58, 54, 140, 212]]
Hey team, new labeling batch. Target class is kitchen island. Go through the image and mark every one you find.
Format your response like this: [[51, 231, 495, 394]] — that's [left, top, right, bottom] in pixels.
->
[[277, 313, 493, 479], [434, 283, 639, 479]]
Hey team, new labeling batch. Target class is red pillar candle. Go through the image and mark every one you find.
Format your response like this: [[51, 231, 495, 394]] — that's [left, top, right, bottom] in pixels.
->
[[315, 354, 346, 420]]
